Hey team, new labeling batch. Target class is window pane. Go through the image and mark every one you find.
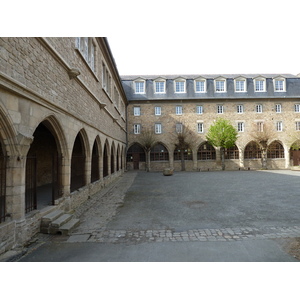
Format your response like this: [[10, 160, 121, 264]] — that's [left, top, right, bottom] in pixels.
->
[[155, 106, 161, 115], [155, 81, 165, 93], [216, 81, 225, 92], [175, 81, 185, 93], [256, 80, 264, 91], [196, 81, 205, 92], [135, 81, 145, 93], [236, 80, 245, 92], [196, 105, 203, 114]]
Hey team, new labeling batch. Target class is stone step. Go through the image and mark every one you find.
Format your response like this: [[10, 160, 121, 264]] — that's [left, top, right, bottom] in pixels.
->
[[57, 218, 80, 236], [40, 209, 65, 233], [49, 214, 72, 234]]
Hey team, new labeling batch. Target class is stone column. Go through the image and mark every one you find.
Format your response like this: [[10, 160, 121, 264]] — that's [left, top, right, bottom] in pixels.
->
[[284, 145, 290, 169]]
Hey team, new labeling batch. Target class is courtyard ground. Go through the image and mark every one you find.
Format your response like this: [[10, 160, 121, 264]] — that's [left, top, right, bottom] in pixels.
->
[[12, 169, 300, 262]]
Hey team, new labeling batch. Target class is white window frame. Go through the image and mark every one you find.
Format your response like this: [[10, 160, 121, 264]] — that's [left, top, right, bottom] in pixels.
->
[[257, 122, 264, 132], [155, 106, 161, 116], [237, 122, 245, 132], [197, 122, 204, 133], [275, 104, 282, 113], [176, 105, 183, 115], [234, 78, 247, 92], [134, 80, 145, 94], [274, 77, 286, 92], [176, 123, 183, 133], [133, 124, 141, 134], [134, 106, 141, 116], [256, 104, 263, 113], [215, 79, 226, 92], [155, 123, 162, 134], [76, 37, 96, 72], [237, 105, 244, 114], [174, 79, 186, 93], [276, 121, 283, 132], [254, 77, 266, 92], [154, 80, 166, 94], [217, 105, 224, 114], [295, 104, 300, 113], [195, 79, 206, 93], [196, 105, 203, 114], [296, 121, 300, 131]]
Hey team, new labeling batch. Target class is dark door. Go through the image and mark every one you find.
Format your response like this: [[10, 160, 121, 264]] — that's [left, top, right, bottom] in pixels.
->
[[292, 150, 300, 166], [133, 153, 140, 170]]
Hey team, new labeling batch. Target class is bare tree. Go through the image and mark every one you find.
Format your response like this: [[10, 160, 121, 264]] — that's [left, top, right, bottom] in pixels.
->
[[249, 121, 276, 169], [137, 128, 157, 172]]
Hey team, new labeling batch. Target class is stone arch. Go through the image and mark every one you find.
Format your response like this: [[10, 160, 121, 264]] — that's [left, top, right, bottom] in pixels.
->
[[111, 141, 116, 174], [103, 139, 110, 178], [116, 144, 120, 171], [225, 144, 239, 159], [290, 139, 300, 166], [150, 142, 169, 161], [91, 136, 101, 183], [126, 142, 146, 170], [267, 140, 284, 158], [244, 141, 261, 159], [197, 141, 216, 160]]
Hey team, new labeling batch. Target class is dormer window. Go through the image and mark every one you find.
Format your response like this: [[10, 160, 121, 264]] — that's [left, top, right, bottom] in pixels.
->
[[215, 77, 226, 92], [195, 78, 206, 93], [134, 80, 145, 94], [154, 78, 166, 93], [174, 78, 186, 93], [234, 77, 247, 92], [254, 76, 266, 92], [274, 76, 286, 92]]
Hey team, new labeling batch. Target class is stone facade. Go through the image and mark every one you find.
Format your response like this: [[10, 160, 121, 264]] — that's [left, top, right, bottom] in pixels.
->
[[122, 75, 300, 171], [0, 37, 127, 254]]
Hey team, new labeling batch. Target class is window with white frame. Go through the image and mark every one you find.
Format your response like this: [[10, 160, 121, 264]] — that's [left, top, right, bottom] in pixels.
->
[[235, 80, 246, 92], [295, 104, 300, 113], [275, 104, 282, 113], [155, 123, 162, 134], [133, 124, 141, 134], [276, 121, 283, 132], [256, 104, 263, 113], [175, 80, 185, 93], [215, 80, 226, 92], [155, 106, 161, 115], [237, 122, 244, 132], [135, 80, 145, 94], [134, 106, 141, 116], [217, 105, 224, 114], [296, 121, 300, 131], [195, 80, 206, 93], [257, 122, 264, 132], [76, 37, 95, 71], [274, 78, 286, 92], [176, 106, 183, 115], [197, 123, 204, 133], [255, 78, 266, 92], [237, 105, 244, 114], [176, 123, 183, 133], [155, 81, 165, 93], [196, 105, 203, 114]]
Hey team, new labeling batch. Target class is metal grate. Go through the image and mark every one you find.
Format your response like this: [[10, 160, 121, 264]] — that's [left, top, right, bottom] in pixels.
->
[[25, 156, 37, 213]]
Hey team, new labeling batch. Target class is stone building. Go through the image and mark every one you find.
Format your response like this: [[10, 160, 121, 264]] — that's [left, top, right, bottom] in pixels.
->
[[0, 37, 127, 254], [123, 74, 300, 171]]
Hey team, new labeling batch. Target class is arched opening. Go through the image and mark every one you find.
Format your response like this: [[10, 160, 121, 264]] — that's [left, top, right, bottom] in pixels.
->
[[174, 147, 193, 160], [150, 143, 169, 161], [197, 142, 216, 160], [91, 140, 100, 183], [0, 142, 6, 223], [70, 133, 86, 192], [116, 146, 120, 171], [225, 144, 239, 159], [25, 122, 62, 212], [111, 144, 115, 174], [290, 140, 300, 166], [103, 142, 109, 178], [127, 143, 145, 170], [268, 141, 284, 158], [244, 141, 261, 159]]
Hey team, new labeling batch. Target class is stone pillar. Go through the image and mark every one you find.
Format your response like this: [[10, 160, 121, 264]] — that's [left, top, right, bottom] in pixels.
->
[[192, 148, 198, 170], [239, 147, 244, 169], [284, 145, 290, 169]]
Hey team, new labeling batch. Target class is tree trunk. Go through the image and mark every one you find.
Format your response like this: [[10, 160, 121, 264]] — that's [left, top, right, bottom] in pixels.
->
[[261, 148, 267, 169], [146, 150, 151, 172], [180, 149, 185, 171], [221, 147, 225, 170]]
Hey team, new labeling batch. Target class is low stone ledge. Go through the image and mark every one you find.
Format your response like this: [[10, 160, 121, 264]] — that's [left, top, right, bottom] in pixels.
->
[[163, 168, 174, 176], [291, 166, 300, 171]]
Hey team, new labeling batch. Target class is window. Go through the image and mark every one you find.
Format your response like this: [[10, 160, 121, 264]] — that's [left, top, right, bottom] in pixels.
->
[[276, 121, 283, 132], [150, 144, 169, 161], [197, 123, 204, 133], [133, 124, 141, 134], [175, 80, 185, 93], [235, 80, 246, 92], [135, 81, 145, 94], [197, 142, 216, 160], [296, 122, 300, 131], [295, 104, 300, 113], [268, 141, 284, 158], [237, 105, 244, 114], [256, 104, 263, 113], [134, 107, 141, 116], [174, 147, 193, 160], [196, 105, 203, 114], [215, 80, 226, 92], [225, 145, 239, 159], [274, 78, 286, 92], [255, 78, 266, 92], [155, 123, 162, 134], [275, 104, 282, 113], [217, 105, 224, 114], [244, 142, 261, 159], [237, 122, 244, 132], [176, 123, 183, 133], [155, 106, 161, 115], [257, 122, 264, 132], [76, 37, 95, 71], [155, 81, 165, 93], [176, 106, 182, 115], [195, 80, 206, 93]]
